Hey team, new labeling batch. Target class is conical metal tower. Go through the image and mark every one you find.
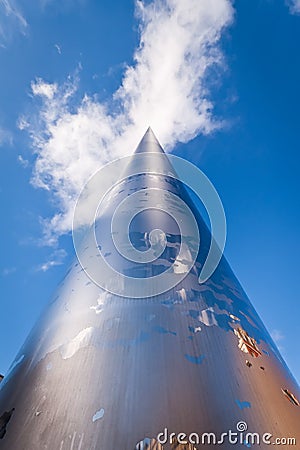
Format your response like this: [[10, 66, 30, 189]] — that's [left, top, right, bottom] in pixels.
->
[[0, 129, 299, 449]]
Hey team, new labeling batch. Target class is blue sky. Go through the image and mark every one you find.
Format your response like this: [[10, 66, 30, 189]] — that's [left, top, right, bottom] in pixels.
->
[[0, 0, 299, 384]]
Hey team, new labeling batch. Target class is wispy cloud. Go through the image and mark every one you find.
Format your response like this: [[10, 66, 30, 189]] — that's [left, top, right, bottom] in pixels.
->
[[35, 248, 67, 272], [0, 126, 13, 146], [287, 0, 300, 14], [0, 0, 28, 45], [1, 267, 16, 276], [54, 43, 61, 54], [17, 154, 29, 167], [271, 329, 285, 352], [23, 0, 234, 243]]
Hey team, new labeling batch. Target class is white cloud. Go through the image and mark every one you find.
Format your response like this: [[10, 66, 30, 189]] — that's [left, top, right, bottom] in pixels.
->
[[0, 0, 28, 44], [35, 248, 67, 272], [24, 0, 234, 242], [31, 78, 58, 99], [287, 0, 300, 14]]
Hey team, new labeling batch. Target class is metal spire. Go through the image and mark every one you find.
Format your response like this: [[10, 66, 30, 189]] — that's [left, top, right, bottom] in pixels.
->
[[0, 129, 299, 450]]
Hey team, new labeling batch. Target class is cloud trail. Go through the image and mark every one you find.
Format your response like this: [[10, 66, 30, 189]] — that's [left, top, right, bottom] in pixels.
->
[[0, 0, 27, 44], [23, 0, 234, 242]]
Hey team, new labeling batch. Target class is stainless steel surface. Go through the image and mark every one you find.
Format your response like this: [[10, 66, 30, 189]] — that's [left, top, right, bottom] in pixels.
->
[[0, 128, 299, 449]]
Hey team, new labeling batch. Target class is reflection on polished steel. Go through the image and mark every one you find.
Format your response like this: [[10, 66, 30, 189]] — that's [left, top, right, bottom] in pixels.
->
[[0, 128, 299, 449]]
